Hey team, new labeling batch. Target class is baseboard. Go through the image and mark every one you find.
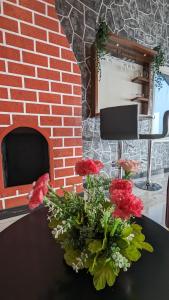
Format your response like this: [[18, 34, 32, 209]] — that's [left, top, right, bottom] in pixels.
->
[[0, 192, 84, 220], [133, 168, 165, 179], [0, 205, 30, 220]]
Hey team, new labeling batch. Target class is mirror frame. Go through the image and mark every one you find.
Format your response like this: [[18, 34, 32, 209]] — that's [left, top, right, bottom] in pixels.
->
[[90, 33, 156, 117]]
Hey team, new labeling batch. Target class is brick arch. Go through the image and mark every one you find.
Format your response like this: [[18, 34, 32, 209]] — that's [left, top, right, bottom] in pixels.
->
[[1, 126, 50, 188], [0, 122, 50, 143], [0, 0, 83, 209], [0, 122, 54, 190]]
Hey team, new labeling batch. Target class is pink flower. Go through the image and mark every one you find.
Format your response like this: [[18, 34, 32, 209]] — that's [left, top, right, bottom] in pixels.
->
[[111, 189, 143, 220], [28, 187, 44, 210], [109, 179, 133, 194], [36, 173, 49, 186], [75, 159, 104, 176], [36, 173, 49, 195], [28, 173, 49, 210], [117, 159, 140, 174]]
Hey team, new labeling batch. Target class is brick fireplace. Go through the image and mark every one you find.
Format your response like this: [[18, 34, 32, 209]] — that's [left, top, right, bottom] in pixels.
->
[[0, 0, 83, 210]]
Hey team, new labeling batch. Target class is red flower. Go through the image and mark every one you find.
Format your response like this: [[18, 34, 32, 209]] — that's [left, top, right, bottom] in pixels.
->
[[75, 159, 104, 176], [111, 189, 143, 220], [113, 207, 129, 219], [93, 160, 104, 172], [28, 173, 49, 210], [109, 179, 133, 194]]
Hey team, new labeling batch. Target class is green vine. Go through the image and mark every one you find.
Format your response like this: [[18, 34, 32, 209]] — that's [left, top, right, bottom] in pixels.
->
[[152, 45, 165, 89], [95, 25, 166, 90], [95, 22, 109, 79]]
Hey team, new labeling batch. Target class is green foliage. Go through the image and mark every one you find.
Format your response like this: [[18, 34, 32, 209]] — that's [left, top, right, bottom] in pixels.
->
[[64, 248, 81, 267], [92, 260, 117, 290], [96, 21, 109, 57], [88, 240, 102, 254], [45, 175, 154, 291], [124, 246, 141, 262], [153, 45, 165, 89], [95, 21, 109, 79]]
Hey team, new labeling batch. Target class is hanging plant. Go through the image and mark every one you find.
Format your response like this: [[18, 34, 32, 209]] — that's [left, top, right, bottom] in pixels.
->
[[95, 22, 109, 79], [152, 45, 165, 89]]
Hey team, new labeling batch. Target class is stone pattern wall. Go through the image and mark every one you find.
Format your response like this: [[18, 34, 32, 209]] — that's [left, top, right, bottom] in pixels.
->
[[56, 0, 169, 177]]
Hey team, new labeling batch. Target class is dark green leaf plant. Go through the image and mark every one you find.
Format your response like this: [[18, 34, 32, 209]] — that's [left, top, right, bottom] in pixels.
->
[[153, 45, 165, 89]]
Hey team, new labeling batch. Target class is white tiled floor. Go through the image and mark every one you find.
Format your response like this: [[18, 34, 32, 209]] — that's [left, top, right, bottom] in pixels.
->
[[0, 214, 27, 232], [133, 172, 168, 227], [0, 172, 168, 232]]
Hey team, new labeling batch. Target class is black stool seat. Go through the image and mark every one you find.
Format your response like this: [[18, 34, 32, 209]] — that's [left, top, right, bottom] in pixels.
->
[[100, 105, 169, 141]]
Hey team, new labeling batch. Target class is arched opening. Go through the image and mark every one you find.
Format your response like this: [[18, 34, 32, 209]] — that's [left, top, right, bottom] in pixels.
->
[[2, 127, 49, 187]]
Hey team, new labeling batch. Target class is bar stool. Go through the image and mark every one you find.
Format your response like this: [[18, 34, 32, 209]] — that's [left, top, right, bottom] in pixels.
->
[[100, 105, 169, 191]]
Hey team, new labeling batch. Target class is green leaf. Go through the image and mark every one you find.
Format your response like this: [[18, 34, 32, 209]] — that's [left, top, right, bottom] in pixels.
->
[[117, 238, 128, 249], [83, 257, 94, 269], [88, 240, 102, 254], [124, 246, 141, 262], [141, 242, 154, 253], [110, 218, 122, 236], [132, 241, 143, 250], [48, 218, 59, 229], [64, 248, 81, 267], [101, 210, 111, 227], [93, 261, 116, 291], [121, 226, 133, 238], [131, 223, 142, 233], [133, 232, 145, 243], [106, 269, 116, 287]]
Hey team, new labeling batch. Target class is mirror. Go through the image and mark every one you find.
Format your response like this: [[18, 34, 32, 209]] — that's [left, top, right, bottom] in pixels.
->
[[152, 67, 169, 137], [91, 33, 156, 117], [98, 56, 143, 113]]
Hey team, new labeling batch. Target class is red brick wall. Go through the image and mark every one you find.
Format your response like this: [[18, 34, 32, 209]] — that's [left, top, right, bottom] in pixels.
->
[[0, 0, 83, 210]]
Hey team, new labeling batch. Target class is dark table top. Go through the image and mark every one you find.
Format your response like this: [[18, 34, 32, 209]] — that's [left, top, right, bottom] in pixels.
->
[[0, 207, 169, 300]]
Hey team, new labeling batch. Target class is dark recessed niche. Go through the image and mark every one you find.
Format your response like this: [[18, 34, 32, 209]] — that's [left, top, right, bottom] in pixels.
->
[[1, 127, 49, 187]]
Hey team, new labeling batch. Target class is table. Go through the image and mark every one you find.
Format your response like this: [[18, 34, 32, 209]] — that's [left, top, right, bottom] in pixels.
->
[[0, 207, 169, 300]]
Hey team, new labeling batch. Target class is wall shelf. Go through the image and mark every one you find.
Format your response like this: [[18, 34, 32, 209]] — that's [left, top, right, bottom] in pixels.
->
[[132, 76, 149, 84], [131, 97, 149, 103], [139, 114, 154, 119], [131, 67, 151, 114], [91, 33, 156, 116]]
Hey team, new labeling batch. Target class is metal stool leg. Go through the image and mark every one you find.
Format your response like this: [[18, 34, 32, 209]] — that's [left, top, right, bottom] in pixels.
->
[[118, 140, 123, 179], [135, 140, 162, 191]]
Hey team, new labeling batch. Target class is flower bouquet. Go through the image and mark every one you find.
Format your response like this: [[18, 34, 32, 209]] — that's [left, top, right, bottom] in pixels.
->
[[28, 159, 153, 291], [117, 159, 140, 179]]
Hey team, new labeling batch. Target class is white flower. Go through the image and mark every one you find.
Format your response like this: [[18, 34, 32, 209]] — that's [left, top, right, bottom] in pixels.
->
[[71, 254, 86, 273], [52, 225, 65, 239], [126, 234, 135, 242], [112, 248, 130, 271]]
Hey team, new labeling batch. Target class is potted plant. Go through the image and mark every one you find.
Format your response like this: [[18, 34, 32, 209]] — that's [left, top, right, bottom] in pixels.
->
[[28, 159, 153, 291]]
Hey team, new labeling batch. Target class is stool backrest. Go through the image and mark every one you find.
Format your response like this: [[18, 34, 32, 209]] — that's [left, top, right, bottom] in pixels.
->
[[165, 176, 169, 228], [162, 111, 169, 137], [100, 105, 139, 140]]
